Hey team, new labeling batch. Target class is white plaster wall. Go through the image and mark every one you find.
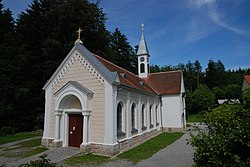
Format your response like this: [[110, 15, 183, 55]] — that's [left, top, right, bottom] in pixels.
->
[[162, 94, 182, 128], [43, 86, 52, 139], [104, 81, 117, 144], [116, 87, 160, 139]]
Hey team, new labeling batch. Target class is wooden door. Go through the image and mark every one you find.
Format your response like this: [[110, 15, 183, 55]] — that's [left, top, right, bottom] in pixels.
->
[[68, 114, 83, 147]]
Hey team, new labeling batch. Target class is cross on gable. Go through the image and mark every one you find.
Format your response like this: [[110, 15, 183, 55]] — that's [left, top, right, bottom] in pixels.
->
[[76, 28, 83, 39], [75, 28, 83, 44]]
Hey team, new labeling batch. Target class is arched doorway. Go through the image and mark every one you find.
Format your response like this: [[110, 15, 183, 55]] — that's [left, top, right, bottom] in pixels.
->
[[59, 95, 83, 147]]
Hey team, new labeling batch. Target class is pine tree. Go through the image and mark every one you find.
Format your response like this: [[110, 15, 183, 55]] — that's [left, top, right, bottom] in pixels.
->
[[110, 28, 137, 73], [12, 0, 112, 131], [0, 0, 18, 130]]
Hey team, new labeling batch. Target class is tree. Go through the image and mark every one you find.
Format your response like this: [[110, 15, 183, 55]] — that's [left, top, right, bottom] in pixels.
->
[[190, 104, 250, 166], [194, 60, 202, 88], [150, 64, 160, 73], [184, 61, 196, 91], [109, 28, 137, 73], [0, 0, 18, 130], [191, 85, 215, 113], [4, 0, 113, 131], [205, 60, 226, 88]]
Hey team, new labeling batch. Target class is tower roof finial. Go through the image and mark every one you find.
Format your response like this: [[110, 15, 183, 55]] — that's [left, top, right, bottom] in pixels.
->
[[75, 28, 83, 44], [141, 21, 144, 35]]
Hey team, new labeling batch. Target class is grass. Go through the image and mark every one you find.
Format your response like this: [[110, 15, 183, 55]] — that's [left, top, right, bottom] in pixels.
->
[[1, 138, 48, 158], [187, 113, 202, 122], [117, 132, 184, 163], [20, 147, 48, 158], [0, 132, 41, 145], [5, 138, 42, 150], [65, 153, 110, 166], [65, 132, 184, 165]]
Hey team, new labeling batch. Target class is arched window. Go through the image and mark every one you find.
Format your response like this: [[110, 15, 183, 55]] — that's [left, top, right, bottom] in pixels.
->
[[117, 102, 125, 137], [150, 105, 153, 128], [131, 103, 138, 134], [140, 63, 145, 73], [141, 104, 146, 131], [155, 105, 159, 126]]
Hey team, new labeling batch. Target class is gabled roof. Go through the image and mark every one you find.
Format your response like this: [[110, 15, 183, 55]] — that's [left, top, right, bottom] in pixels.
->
[[146, 71, 182, 94], [244, 75, 250, 85], [43, 43, 118, 90], [94, 54, 157, 94], [44, 43, 182, 96]]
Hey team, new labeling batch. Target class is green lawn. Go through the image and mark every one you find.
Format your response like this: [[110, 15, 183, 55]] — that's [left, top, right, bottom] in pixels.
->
[[117, 132, 184, 163], [1, 138, 48, 158], [187, 113, 202, 122], [0, 132, 41, 145], [65, 153, 110, 166]]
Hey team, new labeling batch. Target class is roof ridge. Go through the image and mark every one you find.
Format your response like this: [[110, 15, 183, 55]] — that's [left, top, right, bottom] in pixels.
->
[[150, 70, 182, 75], [93, 54, 158, 94], [93, 54, 144, 81]]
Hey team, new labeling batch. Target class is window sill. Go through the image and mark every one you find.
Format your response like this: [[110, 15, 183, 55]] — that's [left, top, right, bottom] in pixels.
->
[[141, 126, 147, 131], [117, 131, 126, 139], [131, 128, 138, 134]]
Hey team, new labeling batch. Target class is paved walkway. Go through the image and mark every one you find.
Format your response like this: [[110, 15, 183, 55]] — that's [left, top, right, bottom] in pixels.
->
[[6, 147, 80, 167], [135, 132, 194, 167], [0, 137, 80, 167]]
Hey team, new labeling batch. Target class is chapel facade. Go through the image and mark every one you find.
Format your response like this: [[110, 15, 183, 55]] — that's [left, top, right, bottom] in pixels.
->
[[42, 26, 186, 155]]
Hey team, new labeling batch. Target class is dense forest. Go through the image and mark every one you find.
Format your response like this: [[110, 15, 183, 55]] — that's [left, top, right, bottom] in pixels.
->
[[0, 0, 249, 133]]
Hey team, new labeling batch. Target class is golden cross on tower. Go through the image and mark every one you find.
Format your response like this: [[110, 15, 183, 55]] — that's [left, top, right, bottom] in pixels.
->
[[76, 28, 83, 39]]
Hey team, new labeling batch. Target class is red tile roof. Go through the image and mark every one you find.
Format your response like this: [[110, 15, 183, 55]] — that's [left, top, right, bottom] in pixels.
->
[[244, 75, 250, 85], [94, 54, 157, 94], [147, 71, 182, 94], [94, 54, 182, 95]]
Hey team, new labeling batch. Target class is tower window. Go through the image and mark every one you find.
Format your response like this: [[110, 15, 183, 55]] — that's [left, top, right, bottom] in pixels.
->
[[140, 63, 145, 73]]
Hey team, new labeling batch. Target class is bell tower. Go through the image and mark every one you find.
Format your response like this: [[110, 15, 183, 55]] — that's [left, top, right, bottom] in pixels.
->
[[137, 22, 150, 78]]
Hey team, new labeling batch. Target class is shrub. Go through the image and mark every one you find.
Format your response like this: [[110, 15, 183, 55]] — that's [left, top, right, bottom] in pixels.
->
[[242, 87, 250, 109], [20, 154, 57, 167], [35, 113, 44, 130], [0, 126, 15, 136], [189, 104, 250, 166], [191, 85, 215, 113]]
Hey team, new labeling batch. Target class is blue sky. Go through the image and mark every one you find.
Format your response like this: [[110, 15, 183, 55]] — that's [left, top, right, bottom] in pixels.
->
[[2, 0, 250, 70]]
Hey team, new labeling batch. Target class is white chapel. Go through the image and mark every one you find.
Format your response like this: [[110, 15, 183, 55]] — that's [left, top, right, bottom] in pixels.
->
[[42, 25, 186, 155]]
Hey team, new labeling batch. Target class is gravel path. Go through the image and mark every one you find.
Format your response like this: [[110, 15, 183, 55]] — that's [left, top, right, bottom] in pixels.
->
[[5, 147, 80, 167], [0, 136, 42, 166], [135, 131, 194, 167]]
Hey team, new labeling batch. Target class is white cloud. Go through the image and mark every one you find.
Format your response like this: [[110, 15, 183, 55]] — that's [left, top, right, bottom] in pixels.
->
[[188, 0, 216, 9], [185, 18, 217, 43], [188, 0, 250, 38]]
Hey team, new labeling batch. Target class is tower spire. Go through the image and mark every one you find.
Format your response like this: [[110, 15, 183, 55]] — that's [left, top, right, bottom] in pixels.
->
[[137, 22, 150, 78]]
